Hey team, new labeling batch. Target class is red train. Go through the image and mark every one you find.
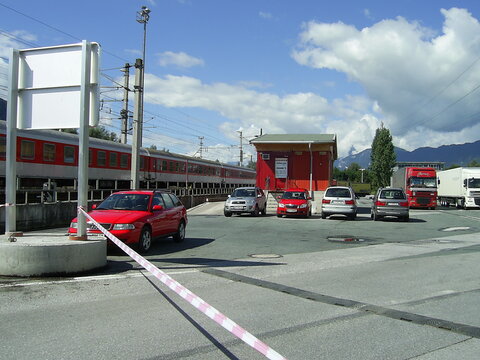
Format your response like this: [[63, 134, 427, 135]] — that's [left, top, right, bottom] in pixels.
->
[[0, 121, 256, 194]]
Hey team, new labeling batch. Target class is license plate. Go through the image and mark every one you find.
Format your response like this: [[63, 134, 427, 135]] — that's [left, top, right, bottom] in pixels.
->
[[331, 200, 344, 204], [287, 209, 297, 213], [388, 203, 399, 206]]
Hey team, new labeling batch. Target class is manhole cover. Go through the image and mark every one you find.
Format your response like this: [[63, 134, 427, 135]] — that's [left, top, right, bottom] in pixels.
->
[[327, 236, 366, 243], [249, 254, 283, 259]]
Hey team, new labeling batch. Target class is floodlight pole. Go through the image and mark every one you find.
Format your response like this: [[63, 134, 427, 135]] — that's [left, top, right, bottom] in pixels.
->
[[131, 6, 150, 189]]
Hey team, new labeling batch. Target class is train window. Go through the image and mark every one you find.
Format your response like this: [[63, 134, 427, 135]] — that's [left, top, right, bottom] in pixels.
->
[[96, 150, 106, 166], [110, 152, 118, 167], [162, 160, 168, 171], [175, 162, 179, 172], [140, 156, 145, 170], [89, 150, 93, 165], [43, 143, 55, 162], [120, 154, 128, 168], [169, 161, 175, 172], [180, 163, 186, 172], [21, 140, 35, 160], [0, 136, 6, 158], [64, 146, 75, 163]]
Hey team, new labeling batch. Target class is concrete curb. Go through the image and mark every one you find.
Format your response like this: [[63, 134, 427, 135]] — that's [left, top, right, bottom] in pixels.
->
[[0, 232, 106, 277]]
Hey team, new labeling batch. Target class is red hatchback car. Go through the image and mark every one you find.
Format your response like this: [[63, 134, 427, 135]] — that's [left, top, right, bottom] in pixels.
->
[[69, 190, 188, 253], [277, 188, 312, 218]]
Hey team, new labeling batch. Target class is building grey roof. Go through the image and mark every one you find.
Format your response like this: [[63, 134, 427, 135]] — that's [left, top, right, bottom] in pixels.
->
[[250, 134, 336, 144]]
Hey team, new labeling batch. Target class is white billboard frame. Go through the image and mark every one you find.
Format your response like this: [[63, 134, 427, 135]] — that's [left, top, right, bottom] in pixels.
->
[[16, 42, 100, 129]]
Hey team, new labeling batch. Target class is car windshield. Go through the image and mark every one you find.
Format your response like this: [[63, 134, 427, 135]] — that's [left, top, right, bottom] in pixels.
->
[[325, 188, 351, 198], [467, 178, 480, 188], [232, 189, 256, 197], [380, 190, 406, 200], [410, 177, 436, 188], [283, 191, 306, 200], [96, 194, 151, 211]]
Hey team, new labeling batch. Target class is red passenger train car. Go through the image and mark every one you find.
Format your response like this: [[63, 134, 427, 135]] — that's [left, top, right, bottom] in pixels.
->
[[0, 121, 255, 192]]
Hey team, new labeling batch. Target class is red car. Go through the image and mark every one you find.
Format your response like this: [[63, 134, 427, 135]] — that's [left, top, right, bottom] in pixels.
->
[[277, 188, 312, 218], [69, 190, 187, 253]]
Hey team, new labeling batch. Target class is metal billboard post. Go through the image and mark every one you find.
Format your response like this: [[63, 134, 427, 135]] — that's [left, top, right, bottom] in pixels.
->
[[5, 48, 21, 236], [76, 40, 92, 239]]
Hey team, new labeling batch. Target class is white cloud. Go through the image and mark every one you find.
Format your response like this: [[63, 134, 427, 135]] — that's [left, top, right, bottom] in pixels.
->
[[157, 51, 204, 68], [292, 7, 480, 152], [259, 11, 273, 20], [143, 73, 379, 157]]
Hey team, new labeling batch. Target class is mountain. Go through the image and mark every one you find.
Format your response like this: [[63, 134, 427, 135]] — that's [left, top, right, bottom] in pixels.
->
[[335, 140, 480, 169]]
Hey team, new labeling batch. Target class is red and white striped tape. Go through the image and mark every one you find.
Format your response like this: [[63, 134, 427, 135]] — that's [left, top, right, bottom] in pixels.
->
[[78, 207, 287, 360], [0, 203, 14, 208]]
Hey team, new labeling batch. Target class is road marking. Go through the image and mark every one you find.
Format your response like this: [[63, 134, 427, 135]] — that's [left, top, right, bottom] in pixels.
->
[[442, 227, 471, 232], [0, 269, 199, 288], [204, 268, 480, 339]]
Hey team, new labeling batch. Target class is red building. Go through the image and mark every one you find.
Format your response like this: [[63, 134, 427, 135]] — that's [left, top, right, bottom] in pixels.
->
[[250, 134, 337, 193]]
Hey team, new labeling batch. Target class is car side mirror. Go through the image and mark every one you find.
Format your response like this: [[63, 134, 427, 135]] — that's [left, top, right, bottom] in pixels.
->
[[152, 205, 163, 211], [92, 204, 97, 209], [307, 197, 312, 200]]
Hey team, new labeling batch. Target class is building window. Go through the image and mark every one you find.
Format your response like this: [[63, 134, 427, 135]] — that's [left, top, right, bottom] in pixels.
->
[[97, 150, 106, 167], [109, 152, 118, 167], [261, 153, 270, 160], [43, 143, 56, 162], [21, 140, 35, 160]]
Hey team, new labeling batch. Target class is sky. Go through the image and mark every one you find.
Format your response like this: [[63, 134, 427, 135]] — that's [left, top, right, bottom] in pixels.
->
[[2, 0, 480, 165]]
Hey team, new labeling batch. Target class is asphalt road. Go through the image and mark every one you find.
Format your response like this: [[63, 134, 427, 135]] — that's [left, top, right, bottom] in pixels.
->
[[1, 199, 480, 359]]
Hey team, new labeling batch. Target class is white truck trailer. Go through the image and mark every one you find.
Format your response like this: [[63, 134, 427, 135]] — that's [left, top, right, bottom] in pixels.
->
[[437, 167, 480, 209]]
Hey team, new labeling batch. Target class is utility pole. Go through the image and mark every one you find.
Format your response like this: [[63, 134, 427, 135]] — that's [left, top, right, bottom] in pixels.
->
[[237, 130, 243, 167], [131, 6, 151, 189], [198, 136, 204, 158], [120, 63, 130, 144]]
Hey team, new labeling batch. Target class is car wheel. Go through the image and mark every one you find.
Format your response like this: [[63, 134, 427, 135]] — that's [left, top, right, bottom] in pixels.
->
[[348, 213, 356, 220], [276, 214, 282, 218], [373, 212, 379, 221], [321, 212, 327, 219], [402, 216, 409, 222], [138, 226, 152, 253], [261, 206, 267, 215], [224, 210, 232, 217], [173, 221, 186, 242], [252, 206, 260, 216]]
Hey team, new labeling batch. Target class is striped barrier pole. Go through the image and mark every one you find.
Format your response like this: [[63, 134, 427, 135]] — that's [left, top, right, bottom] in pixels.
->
[[78, 207, 287, 360]]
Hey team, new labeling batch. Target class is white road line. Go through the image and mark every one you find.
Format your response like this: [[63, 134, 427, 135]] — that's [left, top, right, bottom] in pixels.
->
[[0, 269, 199, 288]]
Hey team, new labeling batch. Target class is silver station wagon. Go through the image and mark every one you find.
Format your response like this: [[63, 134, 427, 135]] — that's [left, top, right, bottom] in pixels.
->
[[321, 186, 357, 220], [371, 187, 409, 222]]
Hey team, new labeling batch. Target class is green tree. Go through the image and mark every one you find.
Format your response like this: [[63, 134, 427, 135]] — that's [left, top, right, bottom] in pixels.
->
[[467, 159, 480, 167], [89, 126, 118, 141], [370, 125, 396, 189]]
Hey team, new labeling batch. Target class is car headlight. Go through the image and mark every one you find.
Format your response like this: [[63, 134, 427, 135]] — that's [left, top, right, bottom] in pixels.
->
[[279, 203, 285, 208], [70, 222, 77, 228], [112, 224, 135, 230], [299, 203, 307, 208]]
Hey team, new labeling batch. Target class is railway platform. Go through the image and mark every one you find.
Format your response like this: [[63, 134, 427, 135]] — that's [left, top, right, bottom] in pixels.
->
[[0, 228, 106, 277]]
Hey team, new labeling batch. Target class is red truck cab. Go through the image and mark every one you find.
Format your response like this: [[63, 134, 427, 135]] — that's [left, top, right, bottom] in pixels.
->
[[391, 167, 437, 209]]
